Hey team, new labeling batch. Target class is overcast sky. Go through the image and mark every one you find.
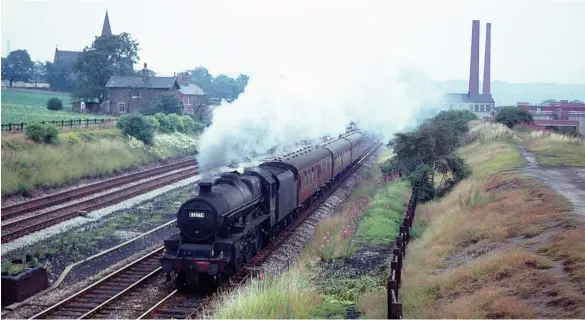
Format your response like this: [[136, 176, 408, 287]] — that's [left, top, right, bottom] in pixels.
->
[[2, 0, 584, 83]]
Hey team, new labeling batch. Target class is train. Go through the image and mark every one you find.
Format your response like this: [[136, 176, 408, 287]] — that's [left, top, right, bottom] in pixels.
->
[[160, 130, 370, 292]]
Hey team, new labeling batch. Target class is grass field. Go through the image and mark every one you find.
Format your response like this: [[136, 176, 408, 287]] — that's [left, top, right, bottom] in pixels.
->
[[1, 88, 113, 124]]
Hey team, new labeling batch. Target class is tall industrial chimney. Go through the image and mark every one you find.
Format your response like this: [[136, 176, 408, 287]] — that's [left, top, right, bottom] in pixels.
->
[[482, 23, 492, 96], [468, 20, 480, 97]]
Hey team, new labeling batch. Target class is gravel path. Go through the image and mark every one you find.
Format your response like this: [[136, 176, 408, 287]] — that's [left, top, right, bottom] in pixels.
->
[[518, 145, 585, 215]]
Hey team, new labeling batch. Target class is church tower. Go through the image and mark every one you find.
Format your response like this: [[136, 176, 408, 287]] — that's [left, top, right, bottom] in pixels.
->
[[101, 10, 112, 37]]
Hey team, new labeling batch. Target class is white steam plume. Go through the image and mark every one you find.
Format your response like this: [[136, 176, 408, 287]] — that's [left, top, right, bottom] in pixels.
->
[[196, 2, 450, 171]]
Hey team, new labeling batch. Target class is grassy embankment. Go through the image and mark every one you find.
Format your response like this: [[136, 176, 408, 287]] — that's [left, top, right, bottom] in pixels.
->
[[1, 129, 199, 196], [209, 147, 412, 319], [519, 129, 585, 167], [397, 121, 585, 318], [1, 88, 113, 124]]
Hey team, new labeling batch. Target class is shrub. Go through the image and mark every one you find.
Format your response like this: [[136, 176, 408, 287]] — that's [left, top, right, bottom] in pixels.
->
[[166, 113, 185, 133], [495, 107, 534, 128], [154, 113, 172, 133], [145, 116, 160, 131], [142, 92, 184, 115], [66, 132, 82, 145], [117, 114, 155, 144], [47, 98, 63, 111], [193, 121, 206, 133], [181, 115, 195, 132], [24, 123, 59, 144]]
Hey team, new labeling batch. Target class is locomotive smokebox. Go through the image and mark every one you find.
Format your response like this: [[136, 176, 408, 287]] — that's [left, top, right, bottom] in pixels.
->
[[198, 182, 213, 194]]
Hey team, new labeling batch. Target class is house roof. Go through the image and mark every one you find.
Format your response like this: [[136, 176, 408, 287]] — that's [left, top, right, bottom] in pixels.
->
[[444, 93, 494, 104], [105, 76, 179, 89], [179, 84, 206, 96], [54, 49, 81, 65]]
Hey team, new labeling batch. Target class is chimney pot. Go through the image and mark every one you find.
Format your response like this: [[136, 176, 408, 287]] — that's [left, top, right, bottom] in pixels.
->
[[198, 182, 212, 194]]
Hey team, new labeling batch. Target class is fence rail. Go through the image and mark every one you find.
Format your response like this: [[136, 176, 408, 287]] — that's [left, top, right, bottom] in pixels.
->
[[1, 119, 118, 133], [387, 190, 418, 319]]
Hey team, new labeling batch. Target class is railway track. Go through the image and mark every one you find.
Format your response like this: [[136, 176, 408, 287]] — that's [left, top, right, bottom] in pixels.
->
[[138, 139, 382, 319], [28, 139, 381, 320], [1, 157, 195, 220], [30, 248, 165, 319], [1, 160, 199, 243]]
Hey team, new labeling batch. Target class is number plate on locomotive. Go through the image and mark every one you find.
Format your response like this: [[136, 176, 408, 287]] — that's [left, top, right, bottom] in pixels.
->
[[189, 211, 205, 218]]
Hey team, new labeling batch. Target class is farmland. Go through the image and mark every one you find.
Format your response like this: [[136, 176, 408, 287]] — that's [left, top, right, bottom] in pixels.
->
[[1, 88, 114, 124]]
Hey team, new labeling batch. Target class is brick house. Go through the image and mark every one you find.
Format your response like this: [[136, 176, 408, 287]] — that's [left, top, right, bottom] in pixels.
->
[[103, 64, 181, 116], [175, 73, 208, 117]]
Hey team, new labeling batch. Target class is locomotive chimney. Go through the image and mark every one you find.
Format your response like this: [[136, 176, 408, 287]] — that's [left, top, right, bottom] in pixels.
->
[[198, 182, 212, 194]]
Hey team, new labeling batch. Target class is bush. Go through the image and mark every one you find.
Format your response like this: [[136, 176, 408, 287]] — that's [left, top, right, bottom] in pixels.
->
[[166, 113, 185, 133], [145, 116, 160, 131], [181, 115, 195, 132], [24, 123, 59, 144], [47, 98, 63, 111], [495, 107, 534, 128], [154, 113, 172, 133], [142, 92, 184, 115], [117, 114, 155, 144], [66, 132, 82, 145]]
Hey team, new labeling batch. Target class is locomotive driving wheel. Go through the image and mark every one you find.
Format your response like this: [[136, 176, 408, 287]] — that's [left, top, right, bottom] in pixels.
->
[[253, 230, 262, 254]]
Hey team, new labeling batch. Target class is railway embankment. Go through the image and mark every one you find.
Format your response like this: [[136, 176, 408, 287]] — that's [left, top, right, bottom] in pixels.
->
[[398, 122, 585, 318], [206, 148, 411, 319], [1, 127, 199, 199]]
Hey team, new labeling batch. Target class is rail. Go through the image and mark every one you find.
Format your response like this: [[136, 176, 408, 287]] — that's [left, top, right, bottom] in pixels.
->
[[387, 190, 418, 319]]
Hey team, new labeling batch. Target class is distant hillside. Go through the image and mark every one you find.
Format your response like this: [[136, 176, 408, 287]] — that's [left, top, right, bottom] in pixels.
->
[[434, 80, 585, 105]]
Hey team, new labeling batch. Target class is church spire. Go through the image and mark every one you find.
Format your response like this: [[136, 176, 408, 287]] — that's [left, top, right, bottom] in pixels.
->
[[101, 10, 112, 37]]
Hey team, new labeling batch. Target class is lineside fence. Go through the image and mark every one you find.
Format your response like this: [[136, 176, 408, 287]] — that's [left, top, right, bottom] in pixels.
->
[[1, 119, 118, 133], [387, 190, 418, 319]]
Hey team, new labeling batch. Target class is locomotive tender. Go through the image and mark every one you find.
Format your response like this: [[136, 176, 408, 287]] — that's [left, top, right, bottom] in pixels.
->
[[160, 131, 367, 291]]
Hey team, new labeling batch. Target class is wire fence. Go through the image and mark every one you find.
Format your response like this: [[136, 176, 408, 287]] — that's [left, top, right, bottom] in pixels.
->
[[1, 119, 118, 133], [387, 190, 418, 319]]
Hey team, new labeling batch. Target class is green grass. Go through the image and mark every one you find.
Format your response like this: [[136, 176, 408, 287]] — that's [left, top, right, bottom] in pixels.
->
[[354, 180, 410, 245], [1, 88, 114, 124], [1, 130, 199, 196], [211, 269, 321, 319]]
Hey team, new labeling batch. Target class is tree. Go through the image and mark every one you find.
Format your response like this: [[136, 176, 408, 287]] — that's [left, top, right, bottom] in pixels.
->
[[45, 61, 74, 92], [387, 109, 473, 202], [187, 67, 250, 103], [1, 49, 34, 87], [72, 33, 139, 103], [495, 107, 534, 128], [32, 61, 47, 88], [141, 92, 184, 116]]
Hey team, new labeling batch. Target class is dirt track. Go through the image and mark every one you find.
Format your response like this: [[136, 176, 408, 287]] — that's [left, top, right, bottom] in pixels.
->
[[517, 145, 585, 216]]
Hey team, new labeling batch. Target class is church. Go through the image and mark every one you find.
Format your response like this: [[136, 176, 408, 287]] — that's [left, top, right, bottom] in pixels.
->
[[52, 11, 127, 70]]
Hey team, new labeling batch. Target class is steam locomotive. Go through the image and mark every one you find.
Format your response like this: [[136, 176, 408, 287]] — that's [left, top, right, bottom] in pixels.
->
[[160, 130, 368, 292]]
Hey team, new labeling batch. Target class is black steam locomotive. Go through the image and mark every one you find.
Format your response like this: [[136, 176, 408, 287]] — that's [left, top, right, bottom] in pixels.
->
[[160, 131, 368, 292]]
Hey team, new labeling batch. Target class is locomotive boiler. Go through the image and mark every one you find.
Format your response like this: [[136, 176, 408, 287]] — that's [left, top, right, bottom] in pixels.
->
[[160, 131, 368, 292]]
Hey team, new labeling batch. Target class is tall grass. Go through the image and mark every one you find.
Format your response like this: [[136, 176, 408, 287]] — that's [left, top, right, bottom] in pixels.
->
[[210, 269, 321, 319], [521, 130, 585, 167], [1, 130, 199, 195], [395, 123, 585, 318]]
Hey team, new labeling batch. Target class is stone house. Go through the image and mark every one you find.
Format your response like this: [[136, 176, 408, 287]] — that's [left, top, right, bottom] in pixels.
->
[[103, 64, 181, 116]]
